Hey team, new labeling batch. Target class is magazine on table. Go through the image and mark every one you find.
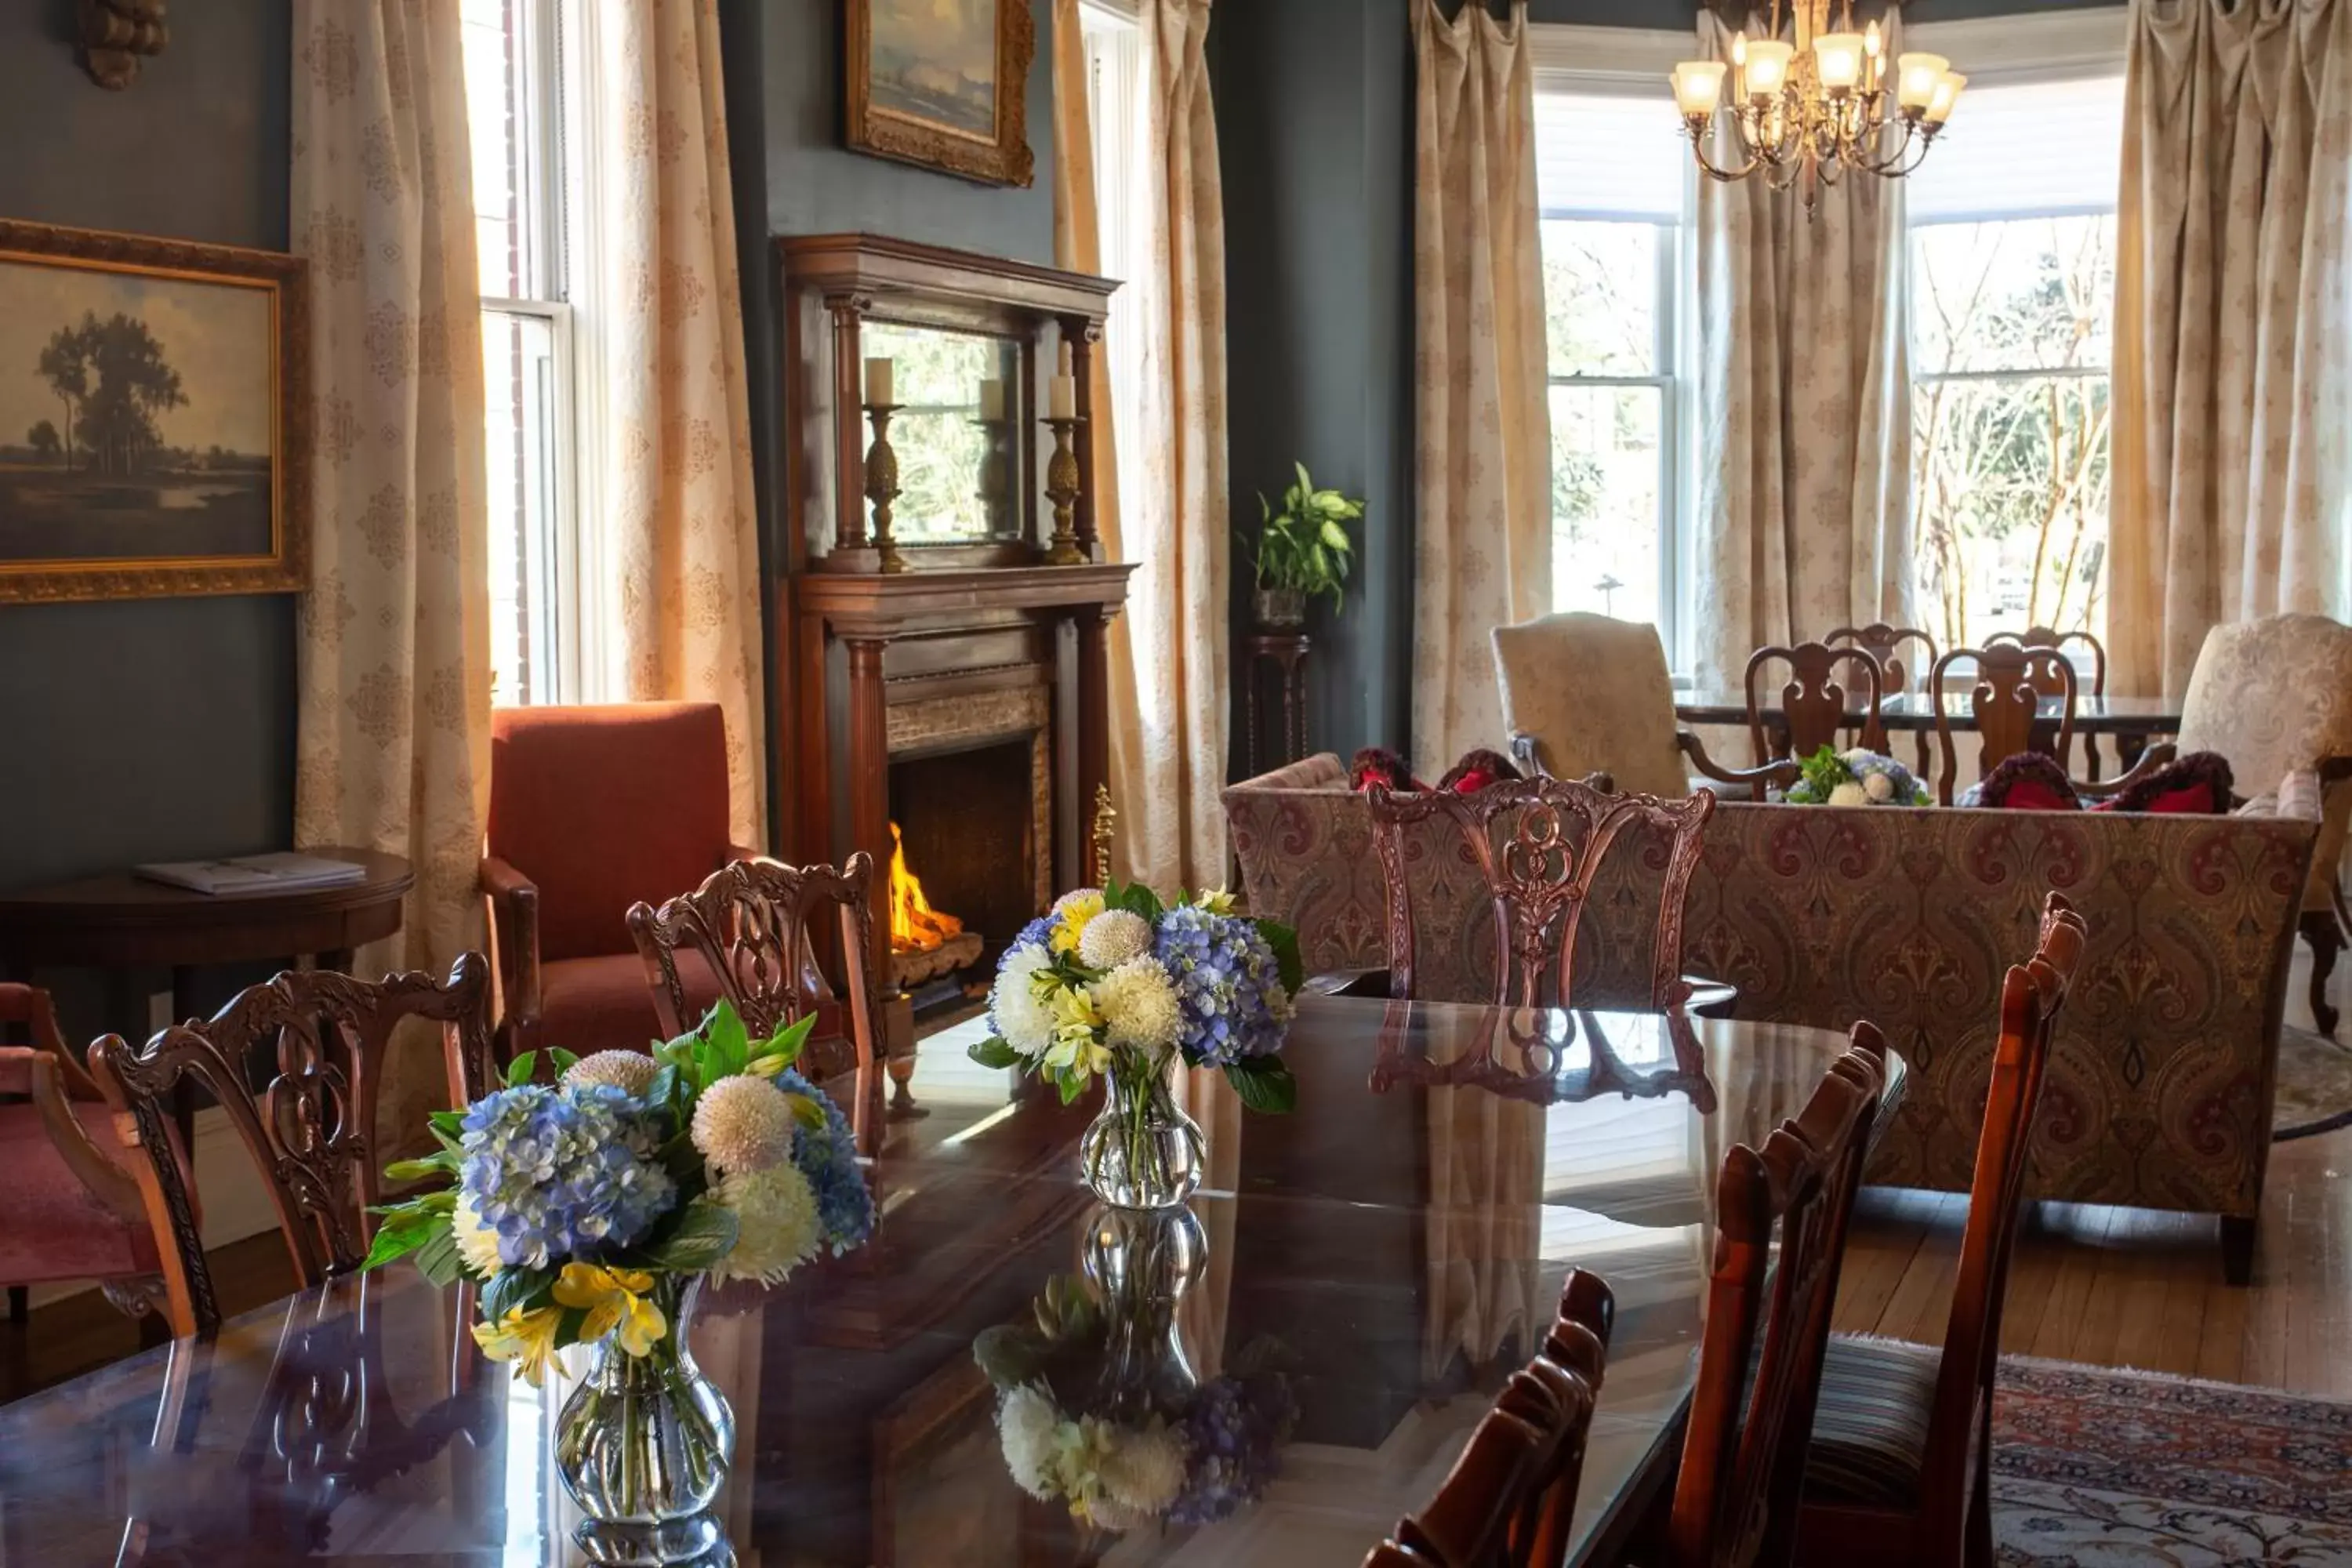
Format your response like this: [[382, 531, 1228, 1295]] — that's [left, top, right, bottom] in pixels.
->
[[132, 851, 368, 896]]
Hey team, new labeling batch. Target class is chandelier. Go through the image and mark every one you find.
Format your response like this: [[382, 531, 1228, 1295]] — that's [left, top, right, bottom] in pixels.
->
[[1671, 1, 1965, 214]]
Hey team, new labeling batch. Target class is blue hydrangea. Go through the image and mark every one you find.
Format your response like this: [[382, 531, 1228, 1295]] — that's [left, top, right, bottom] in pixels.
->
[[1170, 1371, 1297, 1525], [775, 1066, 875, 1254], [458, 1083, 676, 1269], [1153, 906, 1293, 1069]]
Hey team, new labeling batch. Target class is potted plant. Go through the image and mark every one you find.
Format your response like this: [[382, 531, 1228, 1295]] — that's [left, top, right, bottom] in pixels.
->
[[1240, 463, 1363, 630]]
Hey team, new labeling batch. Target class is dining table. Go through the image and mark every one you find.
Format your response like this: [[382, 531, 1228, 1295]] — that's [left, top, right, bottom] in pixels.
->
[[0, 993, 1903, 1568], [1675, 688, 2183, 777]]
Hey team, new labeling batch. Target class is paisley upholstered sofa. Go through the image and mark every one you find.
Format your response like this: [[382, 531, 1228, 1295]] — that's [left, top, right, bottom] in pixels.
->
[[1223, 753, 2320, 1281]]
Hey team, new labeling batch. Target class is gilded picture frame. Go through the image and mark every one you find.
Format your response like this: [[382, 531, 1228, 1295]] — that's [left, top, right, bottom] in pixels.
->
[[0, 218, 308, 604], [845, 0, 1036, 188]]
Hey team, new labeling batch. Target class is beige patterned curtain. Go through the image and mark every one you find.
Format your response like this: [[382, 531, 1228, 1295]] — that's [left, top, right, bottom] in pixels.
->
[[291, 0, 492, 1141], [1411, 0, 1552, 778], [1052, 0, 1124, 608], [1690, 10, 1914, 691], [1104, 0, 1229, 891], [572, 0, 768, 844], [1424, 1083, 1546, 1378], [2110, 0, 2352, 699]]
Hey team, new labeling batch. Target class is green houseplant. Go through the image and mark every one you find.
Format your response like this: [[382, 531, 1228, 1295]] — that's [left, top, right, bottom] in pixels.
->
[[1241, 463, 1363, 629]]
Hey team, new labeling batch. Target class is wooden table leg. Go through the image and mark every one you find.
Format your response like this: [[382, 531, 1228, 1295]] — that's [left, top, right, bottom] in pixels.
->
[[319, 948, 354, 975]]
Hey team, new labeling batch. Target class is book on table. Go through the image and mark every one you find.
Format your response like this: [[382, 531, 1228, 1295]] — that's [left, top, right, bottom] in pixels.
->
[[132, 852, 368, 896]]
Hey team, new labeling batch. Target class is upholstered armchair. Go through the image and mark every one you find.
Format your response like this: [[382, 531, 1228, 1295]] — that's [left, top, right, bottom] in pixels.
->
[[0, 982, 169, 1329], [482, 702, 756, 1060], [2172, 614, 2352, 1033], [1492, 611, 1793, 796]]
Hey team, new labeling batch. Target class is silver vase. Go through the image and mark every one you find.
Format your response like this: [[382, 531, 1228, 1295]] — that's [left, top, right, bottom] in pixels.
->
[[555, 1277, 735, 1529], [1080, 1051, 1206, 1210]]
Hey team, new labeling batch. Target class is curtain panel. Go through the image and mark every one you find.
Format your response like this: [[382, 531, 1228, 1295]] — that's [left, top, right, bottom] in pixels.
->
[[572, 0, 769, 844], [2110, 0, 2352, 699], [1410, 0, 1552, 778], [291, 0, 492, 1143], [1690, 9, 1914, 692]]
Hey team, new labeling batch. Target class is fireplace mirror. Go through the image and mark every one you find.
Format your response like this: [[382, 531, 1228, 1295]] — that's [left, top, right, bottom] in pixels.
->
[[859, 321, 1026, 545]]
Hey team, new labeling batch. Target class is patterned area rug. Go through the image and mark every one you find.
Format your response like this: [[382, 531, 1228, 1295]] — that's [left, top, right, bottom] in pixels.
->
[[1994, 1358, 2352, 1564], [2271, 1022, 2352, 1142]]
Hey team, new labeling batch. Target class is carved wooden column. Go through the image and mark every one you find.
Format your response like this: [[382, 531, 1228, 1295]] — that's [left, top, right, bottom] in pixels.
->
[[1073, 604, 1115, 887], [1061, 315, 1102, 561], [844, 636, 894, 985], [829, 295, 874, 551]]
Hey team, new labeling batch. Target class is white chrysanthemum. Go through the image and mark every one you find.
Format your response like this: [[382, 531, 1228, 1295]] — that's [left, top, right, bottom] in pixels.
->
[[994, 945, 1058, 1058], [1828, 782, 1868, 808], [1862, 771, 1894, 801], [691, 1073, 797, 1175], [1098, 1421, 1186, 1515], [1076, 909, 1154, 970], [1841, 746, 1875, 765], [452, 1196, 504, 1279], [708, 1162, 821, 1287], [1091, 957, 1181, 1050], [564, 1049, 659, 1097], [998, 1385, 1062, 1500]]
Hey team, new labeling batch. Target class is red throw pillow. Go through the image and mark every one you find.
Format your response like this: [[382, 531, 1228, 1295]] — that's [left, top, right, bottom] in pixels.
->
[[1970, 752, 2082, 811], [2087, 751, 2234, 815], [1350, 747, 1425, 793], [1436, 748, 1525, 794]]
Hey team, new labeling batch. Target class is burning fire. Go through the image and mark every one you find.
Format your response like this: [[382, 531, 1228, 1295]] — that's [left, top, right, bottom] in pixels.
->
[[887, 822, 966, 955]]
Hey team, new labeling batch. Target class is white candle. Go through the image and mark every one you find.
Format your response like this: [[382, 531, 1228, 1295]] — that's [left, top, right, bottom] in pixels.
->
[[979, 378, 1005, 421], [1049, 373, 1076, 422], [1057, 339, 1074, 379], [864, 357, 894, 406]]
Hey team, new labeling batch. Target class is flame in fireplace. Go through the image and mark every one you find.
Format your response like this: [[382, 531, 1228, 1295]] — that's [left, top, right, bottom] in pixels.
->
[[887, 822, 966, 954]]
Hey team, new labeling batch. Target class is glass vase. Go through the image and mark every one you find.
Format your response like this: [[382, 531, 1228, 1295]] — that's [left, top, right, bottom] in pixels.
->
[[1080, 1050, 1206, 1210], [555, 1277, 735, 1530], [1080, 1205, 1207, 1425]]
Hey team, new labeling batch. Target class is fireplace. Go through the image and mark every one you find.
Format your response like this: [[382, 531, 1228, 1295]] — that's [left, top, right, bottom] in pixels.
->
[[886, 734, 1047, 993]]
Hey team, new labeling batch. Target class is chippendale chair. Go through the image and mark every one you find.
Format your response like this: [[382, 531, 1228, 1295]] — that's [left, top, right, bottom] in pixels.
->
[[1826, 623, 1939, 695], [1987, 626, 2107, 697], [627, 853, 882, 1082], [1367, 775, 1715, 1010], [1363, 1271, 1615, 1568], [1663, 1026, 1888, 1568], [1928, 644, 2079, 804], [1736, 641, 1888, 799], [87, 956, 495, 1339], [482, 702, 757, 1061]]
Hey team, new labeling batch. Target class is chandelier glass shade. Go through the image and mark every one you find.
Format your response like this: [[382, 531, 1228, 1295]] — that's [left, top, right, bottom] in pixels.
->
[[1671, 1, 1964, 213]]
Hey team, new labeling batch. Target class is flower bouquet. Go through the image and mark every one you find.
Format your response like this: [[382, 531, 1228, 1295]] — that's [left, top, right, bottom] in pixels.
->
[[969, 883, 1302, 1208], [1782, 743, 1933, 807], [361, 1000, 875, 1525]]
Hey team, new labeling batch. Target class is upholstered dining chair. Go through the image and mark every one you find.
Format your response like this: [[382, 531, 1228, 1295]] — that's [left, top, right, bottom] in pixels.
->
[[1928, 644, 2079, 804], [87, 955, 496, 1339], [482, 702, 757, 1060], [627, 852, 882, 1082], [1, 982, 173, 1333], [1363, 1270, 1615, 1568], [1492, 611, 1786, 796], [1367, 775, 1715, 1011], [1663, 1025, 1888, 1568], [1735, 642, 1888, 800], [2170, 613, 2352, 1034], [1793, 895, 2087, 1568]]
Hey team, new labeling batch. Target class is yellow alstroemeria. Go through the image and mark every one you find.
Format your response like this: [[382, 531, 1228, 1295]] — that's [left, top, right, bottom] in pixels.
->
[[1050, 891, 1106, 956], [1042, 987, 1111, 1079], [1194, 887, 1240, 916], [554, 1262, 669, 1358], [473, 1305, 564, 1386]]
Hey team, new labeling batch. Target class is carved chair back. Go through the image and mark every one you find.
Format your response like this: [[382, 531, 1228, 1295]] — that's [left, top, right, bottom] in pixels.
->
[[88, 955, 496, 1339], [1370, 1002, 1719, 1114], [1987, 626, 2107, 698], [1367, 778, 1715, 1011], [1664, 1029, 1886, 1568], [1743, 642, 1887, 793], [1929, 644, 2078, 804], [1825, 623, 1939, 695], [1363, 1270, 1615, 1568], [628, 853, 880, 1080]]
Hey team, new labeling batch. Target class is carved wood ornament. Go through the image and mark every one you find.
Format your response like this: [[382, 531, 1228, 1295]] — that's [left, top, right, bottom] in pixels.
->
[[80, 0, 168, 89]]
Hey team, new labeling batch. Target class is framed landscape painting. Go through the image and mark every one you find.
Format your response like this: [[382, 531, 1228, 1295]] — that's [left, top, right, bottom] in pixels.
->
[[846, 0, 1036, 187], [0, 220, 307, 603]]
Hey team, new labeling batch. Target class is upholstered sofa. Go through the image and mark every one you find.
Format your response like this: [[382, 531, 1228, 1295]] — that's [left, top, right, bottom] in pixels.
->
[[1224, 753, 2319, 1279]]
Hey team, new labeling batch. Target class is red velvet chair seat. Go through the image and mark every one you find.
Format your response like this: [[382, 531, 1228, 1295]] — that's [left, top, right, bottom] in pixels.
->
[[539, 949, 726, 1059], [0, 1101, 160, 1287]]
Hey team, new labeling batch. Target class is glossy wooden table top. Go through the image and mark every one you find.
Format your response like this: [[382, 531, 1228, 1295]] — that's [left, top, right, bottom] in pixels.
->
[[0, 996, 1900, 1568], [1675, 688, 2181, 735], [0, 848, 412, 967]]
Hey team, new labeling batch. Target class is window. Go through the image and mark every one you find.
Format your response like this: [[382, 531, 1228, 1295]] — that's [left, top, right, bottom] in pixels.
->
[[462, 0, 575, 706], [1080, 0, 1149, 576], [1535, 92, 1693, 655], [1907, 75, 2124, 650]]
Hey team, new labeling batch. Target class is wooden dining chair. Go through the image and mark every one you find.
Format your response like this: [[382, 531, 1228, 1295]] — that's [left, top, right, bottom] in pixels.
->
[[1737, 642, 1888, 799], [1794, 894, 2088, 1568], [1928, 644, 2079, 804], [1367, 776, 1715, 1011], [1987, 626, 2106, 698], [86, 955, 497, 1339], [1364, 1270, 1615, 1568], [1825, 624, 1939, 695], [1661, 1025, 1888, 1568], [627, 852, 881, 1080]]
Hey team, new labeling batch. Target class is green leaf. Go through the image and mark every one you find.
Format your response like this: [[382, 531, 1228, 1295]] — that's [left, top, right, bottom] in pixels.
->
[[1225, 1057, 1298, 1115], [505, 1051, 538, 1088], [413, 1226, 463, 1287], [383, 1151, 458, 1183], [755, 1011, 817, 1071], [480, 1264, 554, 1323], [1104, 877, 1164, 924], [646, 1064, 681, 1111], [786, 1092, 827, 1131], [548, 1048, 579, 1075], [429, 1109, 466, 1145], [633, 1200, 739, 1272], [1320, 519, 1353, 551], [361, 1207, 445, 1273], [968, 1035, 1023, 1069], [1257, 918, 1305, 994], [699, 1000, 752, 1085]]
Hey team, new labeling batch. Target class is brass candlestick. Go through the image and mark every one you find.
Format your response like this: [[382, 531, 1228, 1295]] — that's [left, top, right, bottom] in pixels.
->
[[863, 402, 908, 574], [1043, 415, 1084, 566], [1091, 782, 1117, 885]]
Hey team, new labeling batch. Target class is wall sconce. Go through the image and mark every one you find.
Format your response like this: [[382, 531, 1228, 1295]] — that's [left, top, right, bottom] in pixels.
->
[[80, 0, 169, 91]]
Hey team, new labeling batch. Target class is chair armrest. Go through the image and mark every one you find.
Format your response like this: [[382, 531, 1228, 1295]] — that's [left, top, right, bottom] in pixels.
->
[[2, 1046, 147, 1229], [2073, 742, 2181, 800], [479, 855, 543, 1027], [1678, 730, 1799, 793], [1301, 968, 1391, 999], [1508, 731, 1546, 779]]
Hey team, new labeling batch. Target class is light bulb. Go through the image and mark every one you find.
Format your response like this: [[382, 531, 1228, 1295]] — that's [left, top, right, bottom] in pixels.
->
[[1671, 60, 1728, 118]]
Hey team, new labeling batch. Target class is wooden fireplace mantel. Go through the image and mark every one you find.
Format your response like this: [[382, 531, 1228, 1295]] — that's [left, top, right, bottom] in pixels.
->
[[795, 561, 1134, 636]]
